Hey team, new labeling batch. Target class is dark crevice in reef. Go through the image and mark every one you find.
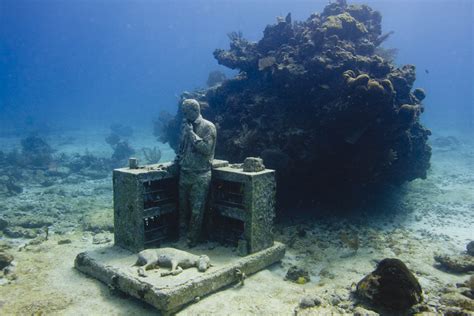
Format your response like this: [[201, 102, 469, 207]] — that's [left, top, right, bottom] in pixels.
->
[[162, 0, 431, 209]]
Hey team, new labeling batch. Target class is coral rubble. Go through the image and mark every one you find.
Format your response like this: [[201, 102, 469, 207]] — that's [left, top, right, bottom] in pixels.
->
[[285, 265, 311, 284], [163, 0, 431, 205]]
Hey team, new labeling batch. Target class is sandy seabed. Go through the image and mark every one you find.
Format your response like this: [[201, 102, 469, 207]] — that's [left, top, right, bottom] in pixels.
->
[[0, 127, 473, 315]]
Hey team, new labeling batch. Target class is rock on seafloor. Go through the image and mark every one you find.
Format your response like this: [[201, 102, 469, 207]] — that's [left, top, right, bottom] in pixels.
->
[[356, 258, 422, 311], [0, 252, 14, 270], [434, 253, 474, 273], [298, 295, 322, 309], [285, 265, 311, 284], [466, 241, 474, 256]]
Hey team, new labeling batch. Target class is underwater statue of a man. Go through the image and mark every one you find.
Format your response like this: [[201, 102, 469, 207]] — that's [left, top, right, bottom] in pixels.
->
[[175, 99, 216, 247]]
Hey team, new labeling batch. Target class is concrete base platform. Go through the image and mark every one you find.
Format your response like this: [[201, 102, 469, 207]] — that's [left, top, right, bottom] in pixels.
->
[[74, 242, 286, 314]]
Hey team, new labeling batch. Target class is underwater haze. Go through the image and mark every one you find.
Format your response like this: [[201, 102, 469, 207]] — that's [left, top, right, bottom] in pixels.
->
[[0, 0, 474, 315], [1, 0, 472, 131]]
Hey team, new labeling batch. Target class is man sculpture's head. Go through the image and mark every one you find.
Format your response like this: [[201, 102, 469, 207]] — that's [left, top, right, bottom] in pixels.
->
[[182, 99, 201, 123]]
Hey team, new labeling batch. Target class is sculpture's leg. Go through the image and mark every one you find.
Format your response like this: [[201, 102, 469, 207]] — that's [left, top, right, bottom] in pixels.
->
[[170, 260, 178, 273], [144, 262, 158, 271], [172, 266, 183, 276], [187, 171, 212, 247], [178, 172, 192, 238]]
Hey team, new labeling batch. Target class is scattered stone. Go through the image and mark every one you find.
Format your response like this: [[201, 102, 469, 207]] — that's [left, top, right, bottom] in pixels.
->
[[58, 239, 72, 245], [457, 276, 474, 300], [466, 241, 474, 256], [92, 233, 112, 245], [81, 210, 114, 233], [409, 303, 433, 314], [0, 252, 14, 270], [0, 241, 12, 251], [356, 258, 422, 311], [12, 216, 53, 229], [3, 266, 17, 281], [27, 236, 47, 246], [440, 292, 474, 311], [285, 265, 311, 284], [299, 296, 322, 308], [461, 289, 474, 300], [4, 227, 39, 239], [434, 254, 474, 273], [353, 306, 379, 316], [442, 307, 467, 316]]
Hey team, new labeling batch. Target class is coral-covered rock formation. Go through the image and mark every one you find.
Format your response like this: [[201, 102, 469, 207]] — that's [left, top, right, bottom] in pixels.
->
[[163, 0, 431, 205]]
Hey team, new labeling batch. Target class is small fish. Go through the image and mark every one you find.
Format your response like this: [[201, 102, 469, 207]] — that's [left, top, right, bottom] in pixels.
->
[[425, 69, 429, 74], [319, 84, 330, 90]]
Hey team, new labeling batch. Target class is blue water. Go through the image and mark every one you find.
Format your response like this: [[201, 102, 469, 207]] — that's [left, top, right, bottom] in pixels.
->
[[0, 0, 472, 131]]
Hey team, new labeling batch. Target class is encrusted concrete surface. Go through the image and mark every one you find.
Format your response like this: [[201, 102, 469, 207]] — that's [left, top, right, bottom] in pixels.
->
[[74, 242, 286, 313], [211, 166, 276, 253]]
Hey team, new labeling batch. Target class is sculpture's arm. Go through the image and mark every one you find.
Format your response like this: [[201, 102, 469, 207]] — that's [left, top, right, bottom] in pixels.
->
[[189, 126, 216, 156], [174, 121, 188, 163]]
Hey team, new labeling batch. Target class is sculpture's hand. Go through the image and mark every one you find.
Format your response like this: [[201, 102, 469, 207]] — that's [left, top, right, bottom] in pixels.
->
[[183, 122, 193, 134]]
